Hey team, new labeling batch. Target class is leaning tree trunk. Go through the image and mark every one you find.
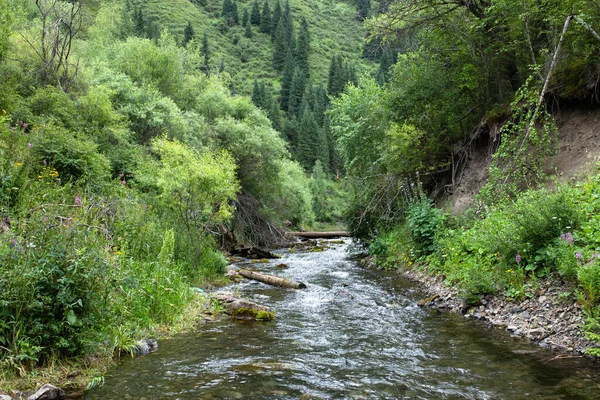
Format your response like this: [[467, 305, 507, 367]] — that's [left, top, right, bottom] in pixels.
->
[[238, 269, 307, 289]]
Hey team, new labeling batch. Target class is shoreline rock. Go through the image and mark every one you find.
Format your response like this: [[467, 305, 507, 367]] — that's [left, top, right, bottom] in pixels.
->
[[399, 268, 597, 355]]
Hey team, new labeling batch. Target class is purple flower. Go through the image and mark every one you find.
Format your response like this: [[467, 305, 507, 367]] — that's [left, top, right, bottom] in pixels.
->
[[27, 142, 32, 148], [516, 253, 521, 264], [560, 232, 574, 244], [576, 252, 583, 260], [22, 123, 28, 129], [74, 195, 82, 205], [121, 179, 126, 185]]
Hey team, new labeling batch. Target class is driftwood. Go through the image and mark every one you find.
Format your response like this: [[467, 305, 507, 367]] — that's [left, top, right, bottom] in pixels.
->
[[238, 269, 307, 289], [287, 231, 350, 239], [231, 247, 280, 259], [214, 292, 275, 320]]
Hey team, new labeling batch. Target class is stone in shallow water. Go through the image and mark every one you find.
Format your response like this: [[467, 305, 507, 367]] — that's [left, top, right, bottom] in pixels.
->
[[27, 384, 64, 400]]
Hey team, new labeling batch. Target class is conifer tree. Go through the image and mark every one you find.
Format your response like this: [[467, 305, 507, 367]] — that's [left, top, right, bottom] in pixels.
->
[[288, 68, 307, 117], [296, 108, 321, 170], [221, 0, 232, 18], [242, 8, 249, 27], [260, 0, 271, 34], [251, 1, 261, 25], [284, 116, 299, 151], [202, 32, 211, 75], [327, 55, 344, 97], [244, 22, 253, 38], [355, 0, 370, 21], [182, 21, 195, 47], [134, 8, 145, 37], [267, 97, 282, 132], [280, 49, 295, 111], [272, 21, 289, 71], [313, 84, 328, 126], [251, 80, 264, 108], [294, 16, 310, 78], [231, 1, 239, 25], [271, 0, 282, 41]]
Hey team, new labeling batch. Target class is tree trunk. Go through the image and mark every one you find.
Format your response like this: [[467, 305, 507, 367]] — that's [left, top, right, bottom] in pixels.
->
[[287, 231, 349, 239], [231, 246, 280, 259], [238, 269, 307, 289]]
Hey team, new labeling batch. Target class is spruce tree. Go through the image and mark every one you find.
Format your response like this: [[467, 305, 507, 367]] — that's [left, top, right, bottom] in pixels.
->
[[251, 1, 261, 25], [182, 21, 195, 47], [294, 16, 310, 78], [267, 97, 282, 132], [288, 68, 307, 117], [279, 48, 295, 111], [272, 21, 287, 71], [202, 32, 211, 75], [242, 8, 249, 27], [251, 80, 264, 108], [244, 22, 253, 38], [134, 8, 145, 37], [355, 0, 370, 21], [296, 108, 320, 170], [221, 0, 232, 18], [260, 0, 271, 34], [271, 0, 282, 41], [231, 1, 239, 25], [313, 84, 328, 126], [327, 55, 344, 97]]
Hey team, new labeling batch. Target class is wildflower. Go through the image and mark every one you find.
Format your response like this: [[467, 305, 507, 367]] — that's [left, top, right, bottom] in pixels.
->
[[27, 143, 32, 148], [576, 252, 583, 260], [9, 239, 16, 248], [14, 162, 22, 167], [516, 253, 521, 264], [74, 195, 82, 205], [121, 179, 126, 185], [560, 232, 574, 244], [22, 123, 28, 129], [42, 160, 47, 166]]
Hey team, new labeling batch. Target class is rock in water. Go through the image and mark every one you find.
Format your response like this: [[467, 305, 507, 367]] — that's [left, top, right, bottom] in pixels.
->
[[134, 338, 158, 356], [27, 384, 65, 400], [214, 292, 275, 321]]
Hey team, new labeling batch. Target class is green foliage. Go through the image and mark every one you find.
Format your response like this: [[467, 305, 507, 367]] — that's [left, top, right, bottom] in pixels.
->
[[30, 124, 111, 186], [405, 198, 442, 255], [309, 160, 346, 222]]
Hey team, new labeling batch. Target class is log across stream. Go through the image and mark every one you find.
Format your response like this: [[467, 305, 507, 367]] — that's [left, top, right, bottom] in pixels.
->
[[85, 239, 600, 399]]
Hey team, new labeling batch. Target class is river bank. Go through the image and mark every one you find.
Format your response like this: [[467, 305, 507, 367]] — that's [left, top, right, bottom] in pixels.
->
[[388, 262, 598, 355]]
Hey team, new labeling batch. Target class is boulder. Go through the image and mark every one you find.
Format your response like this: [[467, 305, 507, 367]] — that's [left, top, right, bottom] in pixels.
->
[[27, 384, 64, 400]]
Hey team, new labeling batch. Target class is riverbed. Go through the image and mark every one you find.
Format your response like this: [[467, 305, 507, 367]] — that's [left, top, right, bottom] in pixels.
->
[[85, 240, 600, 399]]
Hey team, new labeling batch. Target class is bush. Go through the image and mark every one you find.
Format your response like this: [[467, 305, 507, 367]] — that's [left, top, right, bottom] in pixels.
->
[[30, 124, 110, 186], [406, 198, 442, 255]]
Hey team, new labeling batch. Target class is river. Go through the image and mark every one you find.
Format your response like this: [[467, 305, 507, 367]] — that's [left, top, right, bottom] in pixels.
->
[[85, 239, 600, 399]]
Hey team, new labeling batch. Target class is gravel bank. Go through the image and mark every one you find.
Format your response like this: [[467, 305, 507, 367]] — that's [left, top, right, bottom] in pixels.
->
[[399, 268, 597, 355]]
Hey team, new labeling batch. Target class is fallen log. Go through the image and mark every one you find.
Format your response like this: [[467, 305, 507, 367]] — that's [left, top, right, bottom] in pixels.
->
[[214, 292, 275, 321], [239, 269, 307, 289], [287, 231, 349, 239], [231, 247, 280, 259]]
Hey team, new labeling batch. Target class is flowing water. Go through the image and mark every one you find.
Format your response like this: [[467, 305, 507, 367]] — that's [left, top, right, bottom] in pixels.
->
[[86, 240, 600, 399]]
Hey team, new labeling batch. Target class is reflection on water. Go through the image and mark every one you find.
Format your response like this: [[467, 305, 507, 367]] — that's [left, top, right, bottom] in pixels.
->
[[86, 240, 600, 399]]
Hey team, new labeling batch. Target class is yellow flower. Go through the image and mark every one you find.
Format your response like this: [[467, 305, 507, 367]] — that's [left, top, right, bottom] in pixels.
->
[[14, 162, 22, 167]]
